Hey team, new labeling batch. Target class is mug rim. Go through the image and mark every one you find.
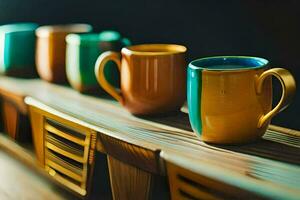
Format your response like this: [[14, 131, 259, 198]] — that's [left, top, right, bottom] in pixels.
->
[[121, 44, 187, 56], [0, 23, 38, 33], [189, 56, 269, 71], [66, 30, 122, 45], [36, 23, 92, 37]]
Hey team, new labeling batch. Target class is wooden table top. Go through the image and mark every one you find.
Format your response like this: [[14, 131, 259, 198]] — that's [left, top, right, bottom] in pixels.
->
[[0, 76, 299, 199], [0, 134, 80, 200]]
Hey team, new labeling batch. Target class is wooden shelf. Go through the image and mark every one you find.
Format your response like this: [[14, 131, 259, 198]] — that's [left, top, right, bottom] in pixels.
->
[[0, 76, 299, 199]]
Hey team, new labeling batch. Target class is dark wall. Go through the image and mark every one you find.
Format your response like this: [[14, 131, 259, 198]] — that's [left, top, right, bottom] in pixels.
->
[[0, 0, 299, 129]]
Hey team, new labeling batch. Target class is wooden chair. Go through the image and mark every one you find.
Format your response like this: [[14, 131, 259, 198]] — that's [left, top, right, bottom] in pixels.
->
[[0, 86, 31, 142], [28, 101, 111, 198]]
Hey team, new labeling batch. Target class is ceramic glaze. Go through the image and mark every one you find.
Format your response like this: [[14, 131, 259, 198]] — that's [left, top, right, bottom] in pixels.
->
[[95, 44, 187, 115], [66, 31, 130, 93], [188, 56, 296, 144], [0, 23, 38, 77], [35, 24, 92, 83]]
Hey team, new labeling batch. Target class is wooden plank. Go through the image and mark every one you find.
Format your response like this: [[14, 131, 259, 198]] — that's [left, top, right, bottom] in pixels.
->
[[99, 134, 161, 174], [45, 122, 87, 146], [107, 156, 152, 200], [166, 160, 264, 200], [0, 84, 27, 114], [162, 149, 300, 200], [45, 142, 85, 163], [2, 100, 18, 139], [28, 105, 45, 166], [0, 87, 32, 142], [0, 77, 299, 199], [269, 124, 300, 137]]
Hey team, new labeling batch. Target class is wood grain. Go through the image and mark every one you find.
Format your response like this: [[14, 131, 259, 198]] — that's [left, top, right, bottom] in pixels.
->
[[28, 105, 45, 166], [0, 84, 27, 114], [0, 85, 32, 142], [162, 149, 300, 200], [107, 156, 152, 200], [166, 161, 264, 200], [27, 102, 114, 198], [2, 100, 18, 139], [0, 77, 298, 199], [99, 134, 160, 174]]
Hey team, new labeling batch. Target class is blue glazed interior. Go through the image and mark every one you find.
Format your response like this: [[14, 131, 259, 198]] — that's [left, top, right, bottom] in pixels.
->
[[189, 56, 269, 71]]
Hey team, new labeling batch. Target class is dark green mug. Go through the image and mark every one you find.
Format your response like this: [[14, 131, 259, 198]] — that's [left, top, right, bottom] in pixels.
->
[[0, 23, 38, 77], [66, 30, 131, 93]]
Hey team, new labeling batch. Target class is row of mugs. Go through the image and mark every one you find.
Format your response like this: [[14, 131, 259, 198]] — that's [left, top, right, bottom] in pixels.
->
[[0, 23, 296, 144], [95, 45, 296, 144], [0, 23, 129, 93]]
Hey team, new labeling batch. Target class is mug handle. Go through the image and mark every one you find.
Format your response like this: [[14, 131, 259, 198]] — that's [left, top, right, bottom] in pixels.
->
[[256, 68, 296, 128], [95, 51, 124, 105], [121, 37, 131, 47]]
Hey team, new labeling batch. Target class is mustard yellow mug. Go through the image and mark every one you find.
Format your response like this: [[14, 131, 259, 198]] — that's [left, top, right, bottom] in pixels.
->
[[187, 56, 296, 144]]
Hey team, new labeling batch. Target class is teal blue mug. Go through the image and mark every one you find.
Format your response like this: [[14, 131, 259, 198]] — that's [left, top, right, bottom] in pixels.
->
[[0, 23, 38, 77], [66, 30, 131, 93]]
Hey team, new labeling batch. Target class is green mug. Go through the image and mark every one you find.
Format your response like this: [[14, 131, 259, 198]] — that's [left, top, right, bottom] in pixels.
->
[[0, 23, 38, 77], [66, 30, 131, 93]]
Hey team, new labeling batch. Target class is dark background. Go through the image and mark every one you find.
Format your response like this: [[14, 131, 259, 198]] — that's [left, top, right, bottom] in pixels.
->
[[0, 0, 299, 129]]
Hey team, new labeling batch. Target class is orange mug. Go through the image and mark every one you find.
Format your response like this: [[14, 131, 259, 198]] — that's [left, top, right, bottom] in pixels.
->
[[95, 44, 187, 115], [35, 24, 92, 83]]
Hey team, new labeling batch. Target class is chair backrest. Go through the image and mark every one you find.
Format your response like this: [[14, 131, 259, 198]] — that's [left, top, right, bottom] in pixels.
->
[[163, 152, 265, 200]]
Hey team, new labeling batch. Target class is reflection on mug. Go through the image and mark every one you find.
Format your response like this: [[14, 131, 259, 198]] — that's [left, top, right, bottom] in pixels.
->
[[95, 44, 187, 115], [0, 23, 38, 77], [36, 24, 92, 83], [66, 31, 131, 93], [187, 56, 296, 144]]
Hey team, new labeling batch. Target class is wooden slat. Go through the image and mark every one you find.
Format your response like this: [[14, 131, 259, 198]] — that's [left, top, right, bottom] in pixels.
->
[[46, 166, 87, 196], [0, 133, 83, 199], [28, 106, 45, 166], [2, 100, 18, 139], [163, 150, 300, 200], [45, 123, 86, 146], [46, 134, 84, 157], [177, 180, 221, 200], [166, 160, 265, 200], [268, 125, 300, 137], [0, 86, 27, 114], [99, 134, 160, 174], [46, 151, 83, 176], [107, 156, 152, 200], [45, 142, 85, 163], [264, 129, 300, 148], [46, 159, 83, 182]]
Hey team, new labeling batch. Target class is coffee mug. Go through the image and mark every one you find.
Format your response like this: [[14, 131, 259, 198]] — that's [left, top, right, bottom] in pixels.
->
[[36, 24, 92, 83], [187, 56, 296, 144], [95, 44, 187, 115], [0, 23, 38, 77], [66, 31, 131, 93]]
